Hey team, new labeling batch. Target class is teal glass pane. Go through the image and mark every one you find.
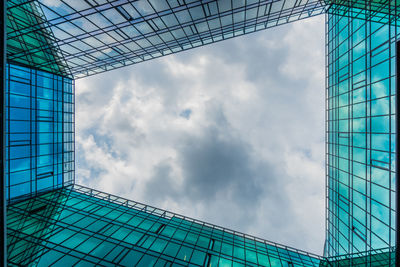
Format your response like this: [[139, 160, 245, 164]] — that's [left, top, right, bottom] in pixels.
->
[[7, 185, 323, 266], [325, 4, 398, 265], [6, 0, 71, 76], [5, 1, 400, 266]]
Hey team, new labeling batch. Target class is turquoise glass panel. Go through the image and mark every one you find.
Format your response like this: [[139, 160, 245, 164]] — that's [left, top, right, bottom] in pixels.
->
[[7, 185, 323, 266], [325, 5, 398, 265]]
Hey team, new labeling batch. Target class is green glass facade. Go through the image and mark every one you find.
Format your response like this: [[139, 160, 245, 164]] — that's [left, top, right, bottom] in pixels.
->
[[325, 2, 398, 262], [8, 185, 323, 266], [6, 0, 70, 76], [321, 247, 394, 266], [2, 0, 400, 266]]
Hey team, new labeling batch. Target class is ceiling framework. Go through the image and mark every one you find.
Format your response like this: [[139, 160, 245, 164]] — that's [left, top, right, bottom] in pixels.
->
[[7, 0, 70, 76], [326, 0, 400, 24], [7, 0, 328, 79]]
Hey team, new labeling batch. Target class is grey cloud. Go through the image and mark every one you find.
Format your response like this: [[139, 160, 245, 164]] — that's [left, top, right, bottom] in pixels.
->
[[143, 102, 291, 235], [77, 70, 126, 105], [144, 103, 266, 204], [179, 127, 260, 201], [144, 161, 179, 202], [76, 16, 325, 254]]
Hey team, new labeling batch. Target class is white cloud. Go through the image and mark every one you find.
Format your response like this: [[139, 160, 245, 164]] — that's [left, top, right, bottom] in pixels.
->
[[75, 15, 326, 254]]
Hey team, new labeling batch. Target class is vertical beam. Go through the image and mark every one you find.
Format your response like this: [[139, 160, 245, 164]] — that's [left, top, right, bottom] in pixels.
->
[[396, 40, 400, 266], [0, 0, 6, 265]]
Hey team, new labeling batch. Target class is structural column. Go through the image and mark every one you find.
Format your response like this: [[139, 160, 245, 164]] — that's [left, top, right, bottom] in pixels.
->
[[396, 40, 400, 266], [0, 0, 6, 265]]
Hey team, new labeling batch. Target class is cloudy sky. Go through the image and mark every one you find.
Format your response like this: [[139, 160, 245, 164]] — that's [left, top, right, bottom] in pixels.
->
[[75, 15, 326, 255]]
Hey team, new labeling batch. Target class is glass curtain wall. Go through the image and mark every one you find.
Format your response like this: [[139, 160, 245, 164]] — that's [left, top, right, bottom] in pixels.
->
[[7, 185, 323, 266], [5, 63, 74, 203], [325, 4, 399, 264]]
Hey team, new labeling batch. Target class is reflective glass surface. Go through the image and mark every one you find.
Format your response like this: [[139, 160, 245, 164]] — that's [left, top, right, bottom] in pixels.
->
[[8, 185, 323, 266], [321, 247, 394, 266], [325, 4, 399, 263], [6, 0, 70, 76], [5, 63, 75, 203], [7, 0, 328, 78], [4, 0, 400, 266]]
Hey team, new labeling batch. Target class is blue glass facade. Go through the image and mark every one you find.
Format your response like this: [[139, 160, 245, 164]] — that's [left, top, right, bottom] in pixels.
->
[[2, 0, 400, 266], [5, 63, 74, 203]]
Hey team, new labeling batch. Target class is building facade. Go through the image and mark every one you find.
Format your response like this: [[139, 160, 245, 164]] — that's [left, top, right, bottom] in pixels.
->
[[5, 63, 74, 203], [326, 2, 398, 258], [1, 0, 399, 266]]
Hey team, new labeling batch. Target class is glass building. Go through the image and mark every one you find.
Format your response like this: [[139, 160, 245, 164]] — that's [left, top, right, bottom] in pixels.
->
[[1, 0, 399, 266]]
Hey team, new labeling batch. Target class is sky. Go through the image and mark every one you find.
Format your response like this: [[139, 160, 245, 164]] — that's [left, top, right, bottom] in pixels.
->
[[75, 15, 326, 255]]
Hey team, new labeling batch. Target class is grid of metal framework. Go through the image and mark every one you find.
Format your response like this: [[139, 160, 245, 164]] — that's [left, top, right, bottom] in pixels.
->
[[6, 0, 70, 77], [5, 63, 74, 204], [7, 0, 328, 79], [7, 184, 324, 266], [3, 0, 400, 266], [321, 247, 395, 266], [325, 1, 399, 263], [327, 0, 399, 22], [6, 185, 398, 266]]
